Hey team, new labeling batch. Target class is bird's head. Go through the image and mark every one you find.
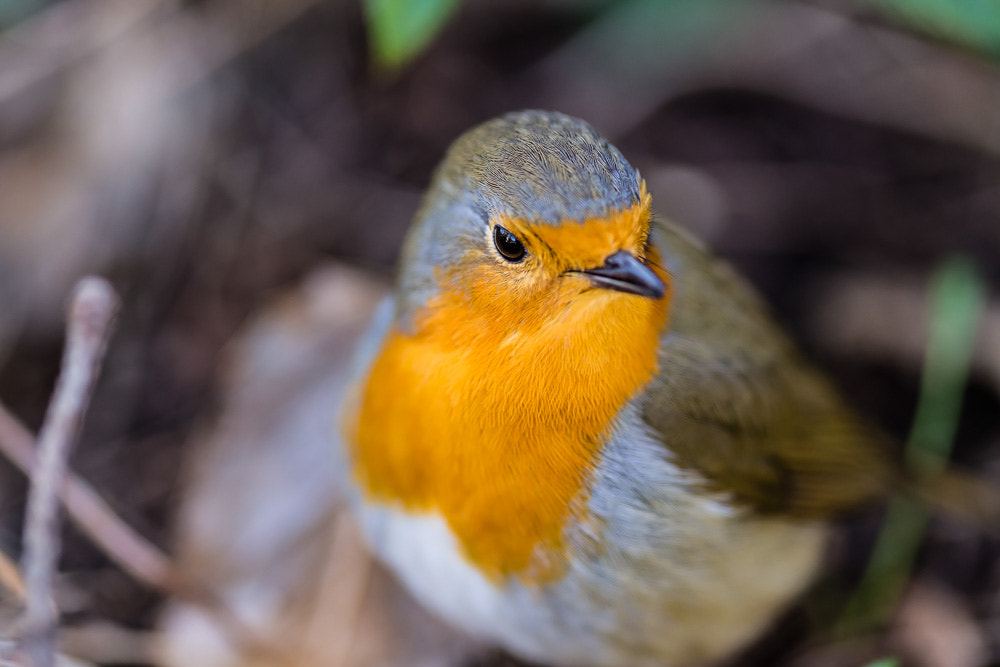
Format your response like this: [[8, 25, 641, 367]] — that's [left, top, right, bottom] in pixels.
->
[[395, 110, 666, 335]]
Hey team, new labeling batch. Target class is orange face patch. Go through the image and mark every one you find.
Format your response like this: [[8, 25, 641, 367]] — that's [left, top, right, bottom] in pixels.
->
[[502, 180, 653, 275], [345, 186, 670, 583]]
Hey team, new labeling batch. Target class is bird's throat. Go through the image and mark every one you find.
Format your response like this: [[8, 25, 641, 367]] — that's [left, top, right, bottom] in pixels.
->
[[346, 260, 670, 583]]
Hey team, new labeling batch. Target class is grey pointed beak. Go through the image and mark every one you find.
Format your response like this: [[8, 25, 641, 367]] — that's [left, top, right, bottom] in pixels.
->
[[576, 250, 665, 299]]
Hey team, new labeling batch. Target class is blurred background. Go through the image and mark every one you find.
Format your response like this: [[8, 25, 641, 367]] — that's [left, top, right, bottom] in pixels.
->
[[1, 0, 999, 665]]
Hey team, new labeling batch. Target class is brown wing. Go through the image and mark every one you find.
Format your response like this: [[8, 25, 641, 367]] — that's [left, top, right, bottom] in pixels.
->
[[641, 221, 893, 518]]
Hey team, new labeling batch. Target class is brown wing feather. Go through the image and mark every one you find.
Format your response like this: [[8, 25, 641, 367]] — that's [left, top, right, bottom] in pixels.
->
[[641, 221, 893, 517]]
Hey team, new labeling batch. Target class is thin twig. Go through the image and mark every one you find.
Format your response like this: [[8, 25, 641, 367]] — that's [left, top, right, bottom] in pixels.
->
[[0, 406, 286, 666], [0, 548, 27, 602], [0, 283, 285, 662], [0, 406, 173, 592], [0, 0, 320, 110], [18, 277, 119, 667], [0, 0, 168, 106], [303, 511, 372, 666]]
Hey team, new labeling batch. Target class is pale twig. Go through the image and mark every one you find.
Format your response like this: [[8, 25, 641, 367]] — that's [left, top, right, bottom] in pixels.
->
[[302, 511, 373, 666], [58, 621, 156, 665], [0, 278, 285, 663], [0, 548, 27, 602], [0, 0, 320, 110], [18, 278, 119, 667], [0, 403, 286, 665], [0, 0, 167, 106], [0, 405, 173, 592]]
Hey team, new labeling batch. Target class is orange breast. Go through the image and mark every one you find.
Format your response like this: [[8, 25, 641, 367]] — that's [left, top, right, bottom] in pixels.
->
[[346, 235, 669, 584]]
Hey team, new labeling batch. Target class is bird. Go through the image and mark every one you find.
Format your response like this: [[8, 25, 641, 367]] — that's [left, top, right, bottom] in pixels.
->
[[338, 109, 895, 667]]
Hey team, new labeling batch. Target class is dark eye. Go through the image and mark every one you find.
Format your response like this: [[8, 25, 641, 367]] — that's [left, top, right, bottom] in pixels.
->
[[493, 225, 526, 262]]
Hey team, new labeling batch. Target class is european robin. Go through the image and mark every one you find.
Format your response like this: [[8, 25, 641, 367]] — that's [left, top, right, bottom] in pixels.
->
[[340, 110, 893, 666]]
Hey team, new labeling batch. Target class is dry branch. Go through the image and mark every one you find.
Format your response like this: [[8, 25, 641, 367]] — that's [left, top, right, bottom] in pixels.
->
[[17, 278, 119, 667], [0, 548, 27, 602], [0, 406, 174, 595], [0, 276, 283, 666]]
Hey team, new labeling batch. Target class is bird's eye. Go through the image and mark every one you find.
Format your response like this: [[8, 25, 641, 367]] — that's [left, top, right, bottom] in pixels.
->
[[493, 225, 525, 262]]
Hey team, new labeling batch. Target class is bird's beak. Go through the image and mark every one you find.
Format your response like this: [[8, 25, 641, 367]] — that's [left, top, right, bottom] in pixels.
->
[[576, 250, 665, 299]]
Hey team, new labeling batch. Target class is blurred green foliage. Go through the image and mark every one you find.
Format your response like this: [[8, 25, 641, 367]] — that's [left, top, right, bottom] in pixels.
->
[[363, 0, 1000, 70], [864, 659, 901, 667], [865, 0, 1000, 59], [364, 0, 462, 70], [908, 258, 988, 473], [0, 0, 47, 28], [841, 257, 986, 629]]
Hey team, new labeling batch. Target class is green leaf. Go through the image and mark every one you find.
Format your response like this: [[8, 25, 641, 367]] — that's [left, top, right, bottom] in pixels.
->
[[364, 0, 462, 70], [0, 0, 48, 29], [908, 257, 987, 473], [864, 659, 901, 667], [839, 256, 986, 631], [864, 0, 1000, 59]]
